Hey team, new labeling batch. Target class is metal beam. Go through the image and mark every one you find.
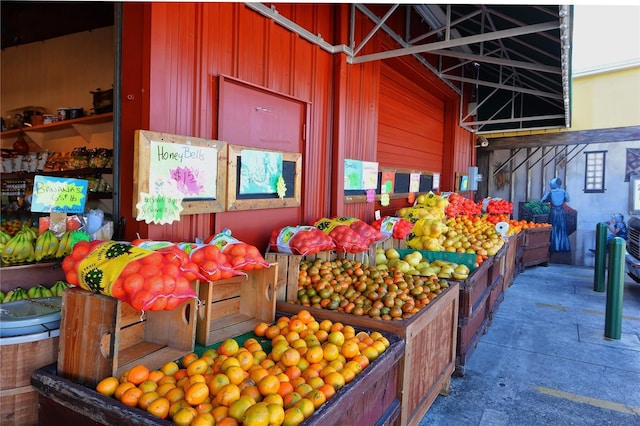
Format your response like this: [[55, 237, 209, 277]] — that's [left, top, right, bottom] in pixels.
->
[[430, 49, 561, 74], [443, 74, 562, 99], [350, 21, 559, 64], [464, 114, 566, 126]]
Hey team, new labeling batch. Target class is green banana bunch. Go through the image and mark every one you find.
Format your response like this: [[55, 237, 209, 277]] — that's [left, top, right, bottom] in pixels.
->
[[0, 230, 11, 244], [2, 287, 29, 303], [27, 285, 41, 298], [2, 230, 35, 265], [34, 230, 60, 262], [21, 225, 37, 242], [0, 291, 4, 302], [50, 280, 71, 297]]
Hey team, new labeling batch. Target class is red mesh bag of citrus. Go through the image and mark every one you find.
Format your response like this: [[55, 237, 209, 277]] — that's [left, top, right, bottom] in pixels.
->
[[203, 230, 270, 272], [370, 216, 414, 239], [269, 225, 336, 255], [132, 239, 242, 282], [332, 216, 386, 245], [312, 217, 368, 253], [62, 240, 199, 311]]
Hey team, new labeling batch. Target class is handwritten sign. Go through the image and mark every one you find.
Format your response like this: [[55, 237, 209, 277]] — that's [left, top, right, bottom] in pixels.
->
[[31, 176, 88, 213], [344, 159, 362, 190], [239, 150, 283, 194], [136, 192, 184, 225], [432, 173, 440, 190], [362, 161, 379, 190], [149, 140, 218, 199], [381, 171, 395, 194], [409, 173, 421, 193]]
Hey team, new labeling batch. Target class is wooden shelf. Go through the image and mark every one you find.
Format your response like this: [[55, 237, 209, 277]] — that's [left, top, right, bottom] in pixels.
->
[[1, 113, 113, 138], [1, 167, 112, 180]]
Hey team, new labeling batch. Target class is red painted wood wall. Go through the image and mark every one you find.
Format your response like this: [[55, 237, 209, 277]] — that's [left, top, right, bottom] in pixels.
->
[[119, 3, 474, 247]]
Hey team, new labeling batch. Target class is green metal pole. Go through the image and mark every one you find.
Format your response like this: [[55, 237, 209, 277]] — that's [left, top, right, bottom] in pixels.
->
[[593, 222, 608, 292], [604, 237, 625, 339]]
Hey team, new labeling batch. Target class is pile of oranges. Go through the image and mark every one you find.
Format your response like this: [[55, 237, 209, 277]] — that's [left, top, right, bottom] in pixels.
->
[[95, 310, 390, 426]]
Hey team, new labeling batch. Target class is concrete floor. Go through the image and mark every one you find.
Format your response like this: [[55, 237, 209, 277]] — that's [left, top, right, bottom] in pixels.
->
[[420, 263, 640, 426]]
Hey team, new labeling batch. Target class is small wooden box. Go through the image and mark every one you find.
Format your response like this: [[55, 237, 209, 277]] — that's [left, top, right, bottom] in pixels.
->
[[503, 234, 518, 290], [524, 227, 551, 247], [196, 265, 278, 347], [278, 282, 459, 426], [57, 286, 197, 387]]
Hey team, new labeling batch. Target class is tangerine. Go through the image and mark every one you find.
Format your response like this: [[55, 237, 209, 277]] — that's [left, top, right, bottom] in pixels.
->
[[146, 396, 170, 419], [243, 401, 271, 426], [95, 376, 119, 397], [214, 383, 241, 407], [126, 364, 150, 385], [257, 375, 280, 396], [282, 406, 305, 426], [120, 387, 143, 407], [138, 391, 160, 410]]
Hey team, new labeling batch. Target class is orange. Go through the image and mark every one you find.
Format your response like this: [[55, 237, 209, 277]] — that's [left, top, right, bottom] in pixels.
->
[[283, 391, 302, 409], [173, 406, 198, 426], [322, 343, 340, 361], [327, 331, 345, 346], [147, 370, 165, 383], [295, 398, 315, 418], [156, 382, 177, 397], [225, 365, 247, 385], [340, 340, 360, 359], [249, 366, 270, 384], [341, 325, 356, 339], [294, 383, 313, 397], [306, 389, 326, 408], [216, 417, 239, 426], [208, 373, 230, 396], [295, 309, 314, 324], [138, 391, 160, 410], [353, 354, 370, 370], [95, 376, 119, 397], [305, 346, 324, 364], [186, 382, 210, 406], [146, 396, 170, 419], [284, 331, 301, 344], [263, 393, 284, 406], [324, 371, 345, 391], [187, 359, 209, 377], [315, 329, 329, 343], [318, 383, 336, 400], [164, 386, 186, 403], [120, 386, 143, 407], [306, 320, 320, 333], [114, 381, 136, 400], [196, 402, 214, 414], [173, 369, 189, 381], [214, 383, 241, 407], [241, 384, 262, 402], [218, 338, 240, 357], [318, 319, 333, 332], [228, 395, 257, 422], [341, 367, 356, 383], [307, 376, 325, 390], [264, 325, 282, 339], [257, 374, 281, 396], [288, 318, 305, 334], [282, 406, 305, 426], [242, 401, 270, 426], [157, 375, 177, 386], [301, 367, 320, 382], [191, 412, 215, 426], [276, 381, 294, 397], [211, 405, 230, 422], [235, 350, 255, 371], [254, 322, 269, 337], [284, 365, 302, 381], [267, 403, 286, 425], [221, 356, 241, 372], [181, 352, 199, 368], [361, 346, 379, 362], [270, 342, 290, 362], [329, 322, 344, 332], [280, 348, 301, 367], [126, 364, 150, 385], [345, 360, 363, 375], [252, 350, 268, 364]]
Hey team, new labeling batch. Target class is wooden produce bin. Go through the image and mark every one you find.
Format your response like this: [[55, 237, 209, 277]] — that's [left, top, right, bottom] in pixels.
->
[[57, 287, 197, 387], [196, 265, 278, 346], [503, 234, 519, 290], [454, 257, 492, 318], [277, 282, 460, 426], [487, 274, 505, 326], [455, 286, 490, 376], [32, 330, 405, 426], [1, 331, 59, 426], [265, 251, 333, 302]]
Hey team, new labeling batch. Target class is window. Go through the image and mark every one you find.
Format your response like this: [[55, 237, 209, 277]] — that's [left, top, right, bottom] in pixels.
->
[[584, 151, 606, 193]]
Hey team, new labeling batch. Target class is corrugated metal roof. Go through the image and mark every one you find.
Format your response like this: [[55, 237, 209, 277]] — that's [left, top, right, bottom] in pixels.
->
[[351, 4, 572, 135]]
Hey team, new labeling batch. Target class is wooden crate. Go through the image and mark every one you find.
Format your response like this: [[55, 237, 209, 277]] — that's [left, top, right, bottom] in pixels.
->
[[522, 242, 551, 268], [503, 234, 518, 290], [457, 286, 490, 353], [489, 243, 507, 285], [487, 275, 504, 315], [264, 251, 333, 302], [32, 330, 405, 426], [277, 282, 459, 426], [488, 291, 506, 326], [454, 316, 488, 377], [455, 258, 492, 318], [196, 266, 278, 347], [57, 287, 197, 387], [1, 332, 59, 426], [524, 227, 552, 247]]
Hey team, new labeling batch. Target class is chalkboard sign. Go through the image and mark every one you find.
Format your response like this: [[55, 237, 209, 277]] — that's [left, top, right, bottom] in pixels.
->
[[227, 144, 301, 211], [133, 130, 228, 215], [344, 169, 435, 201]]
